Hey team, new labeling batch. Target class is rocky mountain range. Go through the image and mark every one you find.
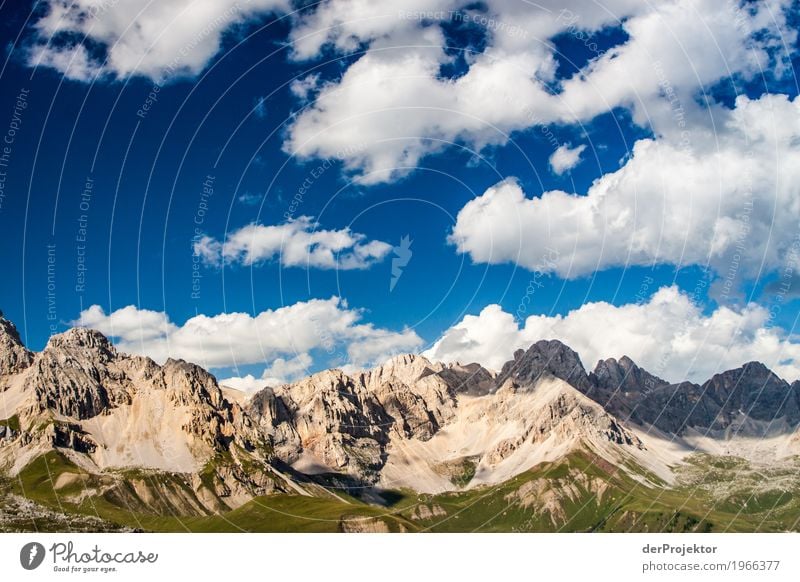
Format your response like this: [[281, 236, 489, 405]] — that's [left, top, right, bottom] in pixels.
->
[[1, 313, 800, 532]]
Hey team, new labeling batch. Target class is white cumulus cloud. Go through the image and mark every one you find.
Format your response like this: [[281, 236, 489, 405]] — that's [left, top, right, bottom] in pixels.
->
[[217, 374, 266, 393], [28, 0, 289, 81], [450, 94, 800, 281], [424, 286, 800, 383], [195, 216, 392, 270], [284, 0, 796, 183], [72, 297, 422, 370], [549, 143, 586, 175], [220, 352, 313, 392]]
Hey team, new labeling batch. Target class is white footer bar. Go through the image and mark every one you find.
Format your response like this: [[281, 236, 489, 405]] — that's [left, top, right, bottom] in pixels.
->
[[1, 533, 798, 581]]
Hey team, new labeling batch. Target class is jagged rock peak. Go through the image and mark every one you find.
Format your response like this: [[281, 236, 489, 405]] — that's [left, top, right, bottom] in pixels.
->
[[384, 353, 431, 366], [701, 360, 799, 425], [590, 355, 668, 394], [0, 315, 34, 374], [161, 357, 228, 409], [497, 339, 591, 392], [163, 357, 211, 376], [722, 360, 770, 376], [0, 314, 24, 344], [298, 366, 351, 387], [46, 326, 115, 353], [378, 352, 437, 372], [438, 361, 496, 395], [365, 353, 443, 387], [703, 360, 783, 391]]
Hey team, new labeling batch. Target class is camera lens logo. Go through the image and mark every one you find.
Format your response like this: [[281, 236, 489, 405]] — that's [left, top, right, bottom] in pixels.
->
[[20, 542, 46, 570]]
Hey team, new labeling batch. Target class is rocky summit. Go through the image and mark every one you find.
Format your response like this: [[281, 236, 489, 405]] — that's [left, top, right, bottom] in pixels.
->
[[0, 317, 33, 376], [1, 313, 800, 532]]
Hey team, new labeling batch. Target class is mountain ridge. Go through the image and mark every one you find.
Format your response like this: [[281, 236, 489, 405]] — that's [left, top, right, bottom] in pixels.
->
[[2, 314, 800, 531]]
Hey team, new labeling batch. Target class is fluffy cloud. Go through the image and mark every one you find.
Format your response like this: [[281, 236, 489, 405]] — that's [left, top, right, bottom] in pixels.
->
[[195, 216, 392, 270], [450, 94, 800, 281], [29, 0, 288, 81], [259, 352, 314, 384], [216, 374, 267, 393], [557, 0, 795, 130], [284, 0, 795, 183], [287, 0, 455, 60], [549, 143, 586, 175], [220, 352, 313, 392], [76, 304, 176, 341], [424, 286, 800, 383], [219, 327, 426, 390], [29, 0, 795, 165], [424, 304, 525, 371], [346, 328, 424, 367], [72, 297, 422, 370], [283, 23, 565, 184], [27, 43, 99, 82]]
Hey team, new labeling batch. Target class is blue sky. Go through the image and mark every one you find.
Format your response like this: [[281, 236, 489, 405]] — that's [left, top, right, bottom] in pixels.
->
[[1, 0, 800, 388]]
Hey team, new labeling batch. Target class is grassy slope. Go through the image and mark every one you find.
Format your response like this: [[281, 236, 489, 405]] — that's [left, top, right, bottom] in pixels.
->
[[6, 450, 800, 532], [412, 452, 800, 532], [7, 451, 415, 532], [0, 415, 21, 432], [398, 452, 713, 533]]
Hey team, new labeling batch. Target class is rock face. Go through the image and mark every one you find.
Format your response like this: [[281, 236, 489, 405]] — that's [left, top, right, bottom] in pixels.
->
[[589, 360, 800, 435], [250, 368, 391, 479], [497, 340, 593, 393], [487, 341, 800, 439], [0, 324, 280, 511], [0, 317, 33, 376], [363, 354, 460, 439], [3, 311, 800, 508], [23, 328, 129, 420], [619, 381, 715, 433], [701, 362, 800, 428], [247, 354, 477, 482], [247, 348, 654, 492], [584, 356, 669, 421], [379, 374, 646, 493], [590, 356, 668, 398], [436, 362, 496, 396]]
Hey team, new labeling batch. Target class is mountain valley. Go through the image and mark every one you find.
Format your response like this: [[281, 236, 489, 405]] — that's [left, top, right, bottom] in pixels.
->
[[1, 315, 799, 533]]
